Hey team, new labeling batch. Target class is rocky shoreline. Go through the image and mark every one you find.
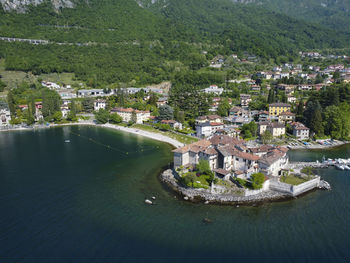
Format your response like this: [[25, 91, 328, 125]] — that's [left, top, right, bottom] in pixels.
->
[[160, 169, 298, 205]]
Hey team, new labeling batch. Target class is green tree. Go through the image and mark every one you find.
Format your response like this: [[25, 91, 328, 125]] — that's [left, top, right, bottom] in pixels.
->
[[67, 100, 77, 121], [296, 100, 304, 122], [309, 101, 323, 137], [82, 98, 94, 113], [109, 113, 123, 124], [53, 111, 63, 122], [148, 92, 158, 106], [176, 110, 185, 123], [217, 98, 230, 117], [0, 79, 6, 92], [158, 105, 174, 120], [94, 109, 110, 124], [7, 90, 16, 116], [42, 89, 61, 118], [261, 130, 273, 144]]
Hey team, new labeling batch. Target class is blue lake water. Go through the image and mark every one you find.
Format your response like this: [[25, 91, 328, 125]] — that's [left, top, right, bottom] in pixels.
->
[[1, 126, 350, 263]]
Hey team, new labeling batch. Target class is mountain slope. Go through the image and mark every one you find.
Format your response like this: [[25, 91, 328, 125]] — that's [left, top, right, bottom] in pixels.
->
[[231, 0, 350, 31], [140, 0, 350, 57], [0, 0, 349, 86]]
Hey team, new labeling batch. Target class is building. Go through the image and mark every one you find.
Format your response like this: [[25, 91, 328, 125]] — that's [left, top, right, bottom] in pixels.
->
[[268, 103, 291, 117], [258, 122, 286, 137], [229, 106, 242, 117], [61, 105, 70, 118], [202, 85, 224, 95], [240, 94, 251, 107], [0, 108, 11, 126], [94, 99, 106, 111], [291, 122, 310, 140], [287, 96, 297, 104], [111, 108, 150, 124], [258, 147, 289, 176], [172, 135, 289, 179], [278, 112, 295, 123], [41, 81, 61, 90], [258, 111, 269, 122], [268, 122, 286, 137], [160, 120, 183, 130], [156, 97, 168, 107], [196, 122, 224, 138], [77, 89, 112, 97], [277, 84, 295, 95], [196, 115, 223, 124]]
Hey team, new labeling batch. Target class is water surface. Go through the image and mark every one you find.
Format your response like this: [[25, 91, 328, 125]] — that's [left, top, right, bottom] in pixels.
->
[[1, 126, 350, 263]]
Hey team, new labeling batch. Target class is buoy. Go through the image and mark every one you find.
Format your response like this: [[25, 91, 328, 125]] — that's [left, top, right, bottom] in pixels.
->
[[145, 199, 153, 205]]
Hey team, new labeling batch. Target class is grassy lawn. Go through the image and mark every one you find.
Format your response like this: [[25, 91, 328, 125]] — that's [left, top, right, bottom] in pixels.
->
[[132, 124, 199, 145], [0, 59, 79, 89], [181, 172, 210, 189], [280, 174, 308, 185]]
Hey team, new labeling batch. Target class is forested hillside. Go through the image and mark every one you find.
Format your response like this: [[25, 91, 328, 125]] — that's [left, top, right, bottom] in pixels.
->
[[0, 0, 349, 86], [233, 0, 350, 32]]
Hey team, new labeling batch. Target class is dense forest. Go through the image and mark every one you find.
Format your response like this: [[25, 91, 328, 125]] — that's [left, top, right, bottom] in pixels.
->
[[237, 0, 350, 32], [0, 0, 350, 86]]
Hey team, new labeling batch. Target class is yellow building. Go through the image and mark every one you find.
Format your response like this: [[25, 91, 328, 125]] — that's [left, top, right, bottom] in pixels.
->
[[269, 103, 291, 117]]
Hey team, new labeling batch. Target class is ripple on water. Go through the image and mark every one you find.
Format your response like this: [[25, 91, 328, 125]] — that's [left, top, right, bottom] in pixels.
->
[[1, 127, 350, 263]]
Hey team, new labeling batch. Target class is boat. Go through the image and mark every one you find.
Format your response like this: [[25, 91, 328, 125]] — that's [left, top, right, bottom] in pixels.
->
[[335, 164, 345, 171], [144, 199, 153, 205], [65, 140, 70, 143], [344, 165, 350, 171]]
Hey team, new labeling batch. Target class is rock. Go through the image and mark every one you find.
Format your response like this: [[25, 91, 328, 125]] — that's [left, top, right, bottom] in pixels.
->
[[144, 199, 153, 205]]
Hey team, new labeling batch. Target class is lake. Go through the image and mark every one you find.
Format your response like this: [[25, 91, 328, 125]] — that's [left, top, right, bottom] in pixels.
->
[[1, 126, 350, 263]]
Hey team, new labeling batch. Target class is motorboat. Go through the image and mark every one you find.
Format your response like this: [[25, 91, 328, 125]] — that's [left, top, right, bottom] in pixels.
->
[[344, 165, 350, 171], [65, 140, 70, 143], [335, 164, 345, 171]]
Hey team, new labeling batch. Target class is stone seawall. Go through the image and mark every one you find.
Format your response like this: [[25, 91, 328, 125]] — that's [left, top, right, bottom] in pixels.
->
[[160, 169, 292, 205]]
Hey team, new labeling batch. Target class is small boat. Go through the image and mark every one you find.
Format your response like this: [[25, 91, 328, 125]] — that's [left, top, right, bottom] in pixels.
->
[[344, 165, 350, 171], [335, 164, 345, 171], [144, 199, 153, 205], [65, 140, 70, 143]]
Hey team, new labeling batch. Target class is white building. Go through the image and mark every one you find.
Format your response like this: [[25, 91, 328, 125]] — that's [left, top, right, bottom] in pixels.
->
[[41, 81, 62, 90], [240, 94, 251, 107], [61, 105, 70, 118], [258, 148, 289, 176], [111, 108, 150, 124], [78, 89, 112, 97], [292, 122, 310, 140], [160, 120, 183, 130], [173, 135, 289, 178], [202, 85, 224, 95], [0, 108, 11, 126], [196, 122, 224, 138], [94, 99, 106, 111]]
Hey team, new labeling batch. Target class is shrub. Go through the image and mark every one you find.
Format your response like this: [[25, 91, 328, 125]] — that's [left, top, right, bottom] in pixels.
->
[[250, 172, 265, 189]]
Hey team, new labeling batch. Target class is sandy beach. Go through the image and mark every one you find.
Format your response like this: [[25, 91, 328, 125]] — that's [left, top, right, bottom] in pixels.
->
[[101, 123, 184, 148]]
